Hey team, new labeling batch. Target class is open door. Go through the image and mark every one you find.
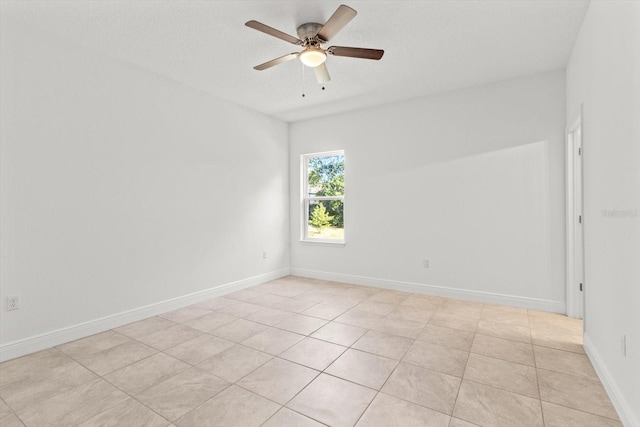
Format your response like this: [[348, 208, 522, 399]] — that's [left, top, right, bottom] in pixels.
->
[[566, 116, 584, 320]]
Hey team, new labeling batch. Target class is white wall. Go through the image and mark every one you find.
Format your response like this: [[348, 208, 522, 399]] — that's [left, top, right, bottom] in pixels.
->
[[290, 71, 566, 311], [0, 20, 289, 354], [566, 2, 640, 425]]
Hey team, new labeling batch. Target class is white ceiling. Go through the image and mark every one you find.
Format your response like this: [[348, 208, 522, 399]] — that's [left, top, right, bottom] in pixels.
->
[[2, 0, 589, 122]]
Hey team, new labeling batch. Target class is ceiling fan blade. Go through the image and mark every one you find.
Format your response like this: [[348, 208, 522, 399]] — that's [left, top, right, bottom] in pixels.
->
[[316, 5, 357, 42], [313, 63, 331, 84], [254, 53, 299, 71], [245, 20, 303, 45], [327, 46, 384, 60]]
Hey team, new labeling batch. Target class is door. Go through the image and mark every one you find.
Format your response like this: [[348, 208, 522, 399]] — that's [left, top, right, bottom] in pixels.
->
[[566, 117, 584, 319]]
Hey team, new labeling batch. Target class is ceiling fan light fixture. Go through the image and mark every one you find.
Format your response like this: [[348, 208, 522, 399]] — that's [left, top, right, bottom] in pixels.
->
[[299, 47, 327, 68]]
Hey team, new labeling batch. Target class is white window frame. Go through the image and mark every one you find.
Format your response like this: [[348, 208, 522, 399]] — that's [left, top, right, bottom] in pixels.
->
[[301, 150, 345, 244]]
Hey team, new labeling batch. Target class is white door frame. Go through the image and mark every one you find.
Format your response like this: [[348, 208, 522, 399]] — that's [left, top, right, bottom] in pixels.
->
[[566, 113, 584, 319]]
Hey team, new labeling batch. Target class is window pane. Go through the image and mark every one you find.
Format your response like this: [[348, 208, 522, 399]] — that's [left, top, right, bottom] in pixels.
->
[[307, 199, 344, 240], [307, 154, 344, 198]]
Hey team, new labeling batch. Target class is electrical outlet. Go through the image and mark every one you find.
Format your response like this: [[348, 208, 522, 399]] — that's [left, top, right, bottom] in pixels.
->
[[621, 335, 627, 357], [263, 250, 268, 259], [7, 295, 20, 311], [422, 258, 430, 268]]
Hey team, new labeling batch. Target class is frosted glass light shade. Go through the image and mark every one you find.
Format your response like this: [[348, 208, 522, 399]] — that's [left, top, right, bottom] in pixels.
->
[[299, 47, 327, 67]]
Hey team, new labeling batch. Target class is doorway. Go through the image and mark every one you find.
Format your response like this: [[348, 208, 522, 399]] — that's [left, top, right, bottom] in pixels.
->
[[566, 115, 584, 320]]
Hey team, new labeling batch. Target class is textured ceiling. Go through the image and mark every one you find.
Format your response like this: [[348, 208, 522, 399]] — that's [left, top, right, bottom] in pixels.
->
[[1, 0, 589, 122]]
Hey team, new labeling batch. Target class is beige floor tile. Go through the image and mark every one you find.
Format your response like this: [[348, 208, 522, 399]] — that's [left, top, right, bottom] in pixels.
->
[[528, 312, 582, 335], [159, 306, 212, 322], [529, 318, 584, 354], [209, 318, 268, 342], [449, 418, 479, 427], [471, 334, 535, 366], [77, 398, 170, 427], [326, 349, 398, 390], [483, 303, 528, 314], [0, 356, 97, 412], [0, 348, 71, 386], [242, 327, 305, 355], [401, 295, 442, 311], [262, 407, 325, 427], [115, 317, 176, 339], [293, 290, 335, 303], [237, 358, 319, 404], [0, 398, 10, 418], [176, 385, 279, 427], [247, 293, 290, 307], [533, 345, 598, 380], [481, 305, 529, 327], [287, 373, 377, 427], [279, 337, 347, 371], [354, 300, 397, 316], [0, 413, 24, 427], [136, 367, 230, 421], [57, 330, 131, 358], [217, 301, 266, 318], [181, 312, 237, 332], [193, 296, 239, 311], [340, 287, 380, 300], [135, 324, 203, 350], [437, 308, 482, 322], [259, 282, 308, 298], [75, 340, 157, 376], [537, 368, 619, 419], [452, 380, 543, 427], [104, 353, 189, 394], [273, 298, 317, 313], [164, 334, 235, 365], [388, 305, 435, 323], [226, 289, 264, 302], [429, 312, 479, 332], [541, 401, 623, 427], [16, 378, 129, 427], [477, 320, 531, 343], [352, 330, 414, 360], [245, 306, 296, 326], [463, 353, 538, 398], [403, 340, 469, 377], [417, 324, 474, 351], [302, 303, 349, 320], [322, 294, 366, 309], [373, 317, 425, 339], [356, 393, 451, 427], [311, 321, 367, 346], [382, 362, 461, 415], [441, 298, 484, 312], [335, 308, 385, 329], [197, 344, 272, 382], [531, 329, 585, 354], [275, 314, 328, 335], [367, 291, 410, 305]]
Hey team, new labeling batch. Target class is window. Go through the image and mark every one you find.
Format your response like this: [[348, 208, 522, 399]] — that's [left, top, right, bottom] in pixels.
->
[[302, 151, 345, 243]]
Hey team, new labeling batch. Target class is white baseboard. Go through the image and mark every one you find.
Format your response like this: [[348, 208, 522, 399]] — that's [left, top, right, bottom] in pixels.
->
[[584, 334, 638, 427], [0, 268, 290, 362], [290, 268, 565, 313]]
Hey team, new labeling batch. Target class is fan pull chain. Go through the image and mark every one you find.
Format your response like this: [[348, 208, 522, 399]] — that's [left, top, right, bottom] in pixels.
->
[[301, 64, 306, 98]]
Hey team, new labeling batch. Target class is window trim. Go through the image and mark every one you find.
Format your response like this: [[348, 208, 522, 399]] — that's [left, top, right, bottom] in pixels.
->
[[301, 150, 345, 244]]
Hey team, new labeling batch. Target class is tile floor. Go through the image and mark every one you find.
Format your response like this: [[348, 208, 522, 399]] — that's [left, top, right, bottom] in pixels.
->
[[0, 276, 622, 426]]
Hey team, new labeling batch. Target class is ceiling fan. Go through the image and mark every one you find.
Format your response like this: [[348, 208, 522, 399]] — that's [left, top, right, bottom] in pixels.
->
[[245, 4, 384, 84]]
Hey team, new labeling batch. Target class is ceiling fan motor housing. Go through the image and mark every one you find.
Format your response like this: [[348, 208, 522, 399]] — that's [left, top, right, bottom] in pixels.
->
[[297, 23, 325, 45]]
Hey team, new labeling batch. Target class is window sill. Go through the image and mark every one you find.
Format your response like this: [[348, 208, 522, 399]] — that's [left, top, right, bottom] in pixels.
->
[[299, 239, 346, 246]]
